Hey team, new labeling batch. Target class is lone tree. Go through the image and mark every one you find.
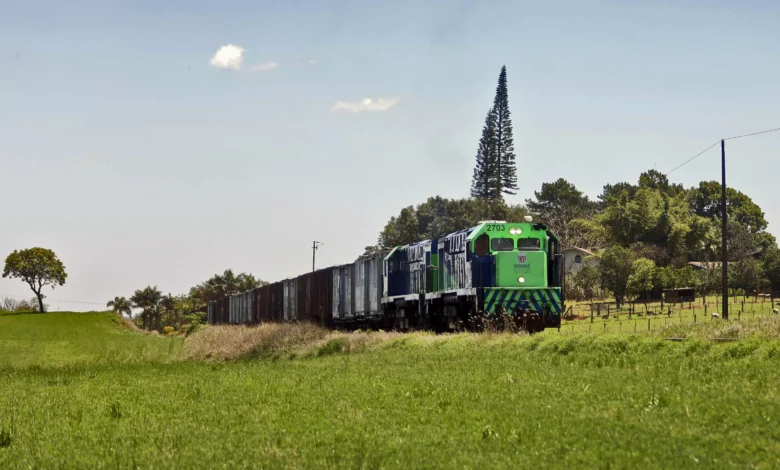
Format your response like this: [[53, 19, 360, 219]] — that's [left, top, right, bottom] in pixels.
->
[[470, 65, 518, 200], [492, 65, 517, 197], [2, 247, 67, 313]]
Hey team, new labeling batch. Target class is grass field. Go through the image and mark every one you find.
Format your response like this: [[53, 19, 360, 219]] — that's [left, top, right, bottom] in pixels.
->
[[0, 312, 779, 468], [0, 311, 183, 367]]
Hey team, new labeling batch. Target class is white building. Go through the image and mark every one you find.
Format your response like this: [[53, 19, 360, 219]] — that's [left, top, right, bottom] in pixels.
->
[[561, 247, 598, 274]]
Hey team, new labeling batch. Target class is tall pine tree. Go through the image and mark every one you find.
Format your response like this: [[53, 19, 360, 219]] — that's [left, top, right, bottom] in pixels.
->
[[492, 65, 517, 197], [470, 108, 498, 199], [470, 65, 518, 200]]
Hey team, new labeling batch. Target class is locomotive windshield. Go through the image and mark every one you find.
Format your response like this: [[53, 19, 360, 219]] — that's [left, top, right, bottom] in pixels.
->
[[490, 238, 514, 251], [517, 238, 541, 250]]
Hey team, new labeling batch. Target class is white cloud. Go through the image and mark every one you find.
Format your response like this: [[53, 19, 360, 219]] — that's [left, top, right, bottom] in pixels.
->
[[331, 97, 400, 113], [210, 44, 245, 70], [250, 61, 279, 72], [293, 58, 317, 67]]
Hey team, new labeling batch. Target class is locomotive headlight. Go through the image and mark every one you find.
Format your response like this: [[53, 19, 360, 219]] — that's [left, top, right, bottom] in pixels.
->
[[518, 277, 525, 283], [510, 228, 522, 235]]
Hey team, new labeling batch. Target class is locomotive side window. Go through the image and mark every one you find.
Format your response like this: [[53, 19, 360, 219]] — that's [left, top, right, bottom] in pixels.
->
[[517, 238, 541, 250], [491, 238, 514, 251], [475, 234, 490, 256]]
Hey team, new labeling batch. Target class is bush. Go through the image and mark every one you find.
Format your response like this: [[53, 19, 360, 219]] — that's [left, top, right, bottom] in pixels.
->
[[163, 326, 175, 336], [0, 297, 41, 313], [566, 264, 602, 302]]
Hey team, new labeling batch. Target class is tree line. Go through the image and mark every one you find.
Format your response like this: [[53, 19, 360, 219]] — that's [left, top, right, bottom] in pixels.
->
[[364, 65, 779, 307], [107, 269, 266, 334], [369, 166, 779, 306], [1, 246, 265, 335]]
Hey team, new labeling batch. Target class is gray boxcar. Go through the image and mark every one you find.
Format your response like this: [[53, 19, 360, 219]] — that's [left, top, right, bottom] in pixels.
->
[[332, 263, 354, 323], [283, 278, 297, 321]]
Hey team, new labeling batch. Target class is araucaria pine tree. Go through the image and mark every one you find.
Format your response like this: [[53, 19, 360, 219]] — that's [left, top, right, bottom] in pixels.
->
[[470, 108, 498, 199], [492, 65, 517, 197], [470, 65, 518, 201]]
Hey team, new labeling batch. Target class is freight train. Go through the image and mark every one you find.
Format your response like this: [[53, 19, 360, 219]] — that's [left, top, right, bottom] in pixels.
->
[[207, 217, 565, 333]]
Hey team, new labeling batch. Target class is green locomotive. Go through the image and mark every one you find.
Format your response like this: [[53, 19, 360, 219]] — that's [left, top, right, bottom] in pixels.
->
[[382, 216, 564, 332]]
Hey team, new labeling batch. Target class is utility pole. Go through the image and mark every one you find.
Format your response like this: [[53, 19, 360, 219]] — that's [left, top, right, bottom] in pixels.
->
[[312, 241, 322, 272], [721, 139, 729, 320]]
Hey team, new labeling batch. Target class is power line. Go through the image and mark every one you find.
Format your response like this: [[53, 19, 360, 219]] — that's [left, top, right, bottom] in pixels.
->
[[667, 140, 720, 174], [667, 126, 780, 174], [0, 293, 105, 305], [725, 126, 780, 141]]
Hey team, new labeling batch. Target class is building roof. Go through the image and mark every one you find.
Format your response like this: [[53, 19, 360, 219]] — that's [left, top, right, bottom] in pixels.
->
[[562, 247, 595, 256], [688, 261, 721, 269]]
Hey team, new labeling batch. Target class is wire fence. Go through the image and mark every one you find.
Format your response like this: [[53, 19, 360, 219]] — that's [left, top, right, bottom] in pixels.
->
[[554, 294, 779, 336]]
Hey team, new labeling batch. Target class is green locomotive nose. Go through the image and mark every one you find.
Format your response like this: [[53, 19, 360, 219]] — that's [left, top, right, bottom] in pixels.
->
[[495, 251, 547, 287]]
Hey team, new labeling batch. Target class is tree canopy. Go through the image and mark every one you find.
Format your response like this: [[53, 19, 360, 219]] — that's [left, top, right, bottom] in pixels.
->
[[370, 197, 527, 251], [107, 296, 133, 317], [690, 181, 767, 232], [189, 269, 266, 309], [3, 247, 67, 313], [369, 164, 777, 305], [525, 178, 598, 249]]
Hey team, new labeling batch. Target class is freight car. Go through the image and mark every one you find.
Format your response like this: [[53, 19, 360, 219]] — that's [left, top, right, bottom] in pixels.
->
[[207, 217, 564, 333]]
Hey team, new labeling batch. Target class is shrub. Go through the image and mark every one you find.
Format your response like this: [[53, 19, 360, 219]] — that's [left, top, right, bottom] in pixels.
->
[[0, 425, 12, 448], [317, 337, 349, 356]]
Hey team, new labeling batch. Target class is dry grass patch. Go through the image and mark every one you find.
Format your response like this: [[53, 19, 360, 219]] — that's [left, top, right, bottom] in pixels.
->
[[180, 323, 539, 362], [308, 330, 403, 357], [180, 322, 329, 361]]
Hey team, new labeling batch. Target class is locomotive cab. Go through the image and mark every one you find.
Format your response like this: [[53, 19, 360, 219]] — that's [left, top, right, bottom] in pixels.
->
[[467, 217, 564, 330], [471, 225, 547, 288]]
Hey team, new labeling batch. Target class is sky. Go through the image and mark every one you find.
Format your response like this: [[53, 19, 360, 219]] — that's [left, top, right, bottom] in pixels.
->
[[1, 0, 780, 311]]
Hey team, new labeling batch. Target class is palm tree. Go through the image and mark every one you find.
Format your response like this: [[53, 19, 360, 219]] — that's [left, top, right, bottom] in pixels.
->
[[130, 286, 163, 331], [129, 290, 148, 330], [106, 296, 132, 318], [160, 293, 176, 329]]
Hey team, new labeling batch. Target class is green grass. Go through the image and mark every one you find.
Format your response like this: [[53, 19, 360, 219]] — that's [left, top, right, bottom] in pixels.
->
[[0, 312, 779, 468], [0, 311, 183, 367]]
